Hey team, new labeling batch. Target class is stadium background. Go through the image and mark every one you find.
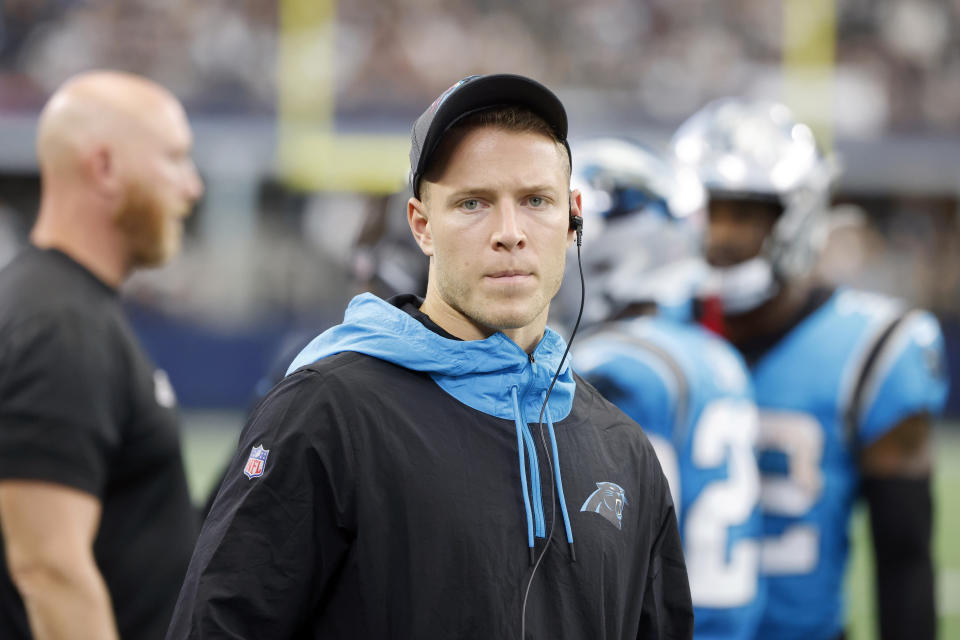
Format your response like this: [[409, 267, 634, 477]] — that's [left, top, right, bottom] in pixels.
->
[[0, 1, 958, 636]]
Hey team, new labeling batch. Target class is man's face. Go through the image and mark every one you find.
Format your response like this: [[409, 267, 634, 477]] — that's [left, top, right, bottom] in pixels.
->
[[115, 101, 203, 267], [704, 197, 780, 268], [413, 126, 575, 337]]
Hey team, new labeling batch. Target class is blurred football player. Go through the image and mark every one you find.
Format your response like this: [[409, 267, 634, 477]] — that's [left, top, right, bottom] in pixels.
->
[[568, 138, 765, 640], [671, 98, 949, 640], [350, 188, 429, 299]]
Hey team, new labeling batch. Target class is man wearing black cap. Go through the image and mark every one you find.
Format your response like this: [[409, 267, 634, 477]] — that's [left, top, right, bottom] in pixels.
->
[[167, 74, 692, 640]]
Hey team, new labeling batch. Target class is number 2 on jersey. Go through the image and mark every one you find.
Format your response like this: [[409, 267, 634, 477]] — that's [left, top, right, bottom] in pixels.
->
[[649, 398, 761, 608], [756, 410, 824, 574]]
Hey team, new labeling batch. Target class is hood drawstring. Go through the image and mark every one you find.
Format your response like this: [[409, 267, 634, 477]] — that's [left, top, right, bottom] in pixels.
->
[[544, 405, 577, 563], [511, 385, 577, 565], [511, 385, 537, 566]]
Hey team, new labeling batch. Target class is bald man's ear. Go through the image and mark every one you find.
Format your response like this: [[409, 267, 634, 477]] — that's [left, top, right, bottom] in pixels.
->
[[85, 145, 122, 199], [407, 196, 434, 257]]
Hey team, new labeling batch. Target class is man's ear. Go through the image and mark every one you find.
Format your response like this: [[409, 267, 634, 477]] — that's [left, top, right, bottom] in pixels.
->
[[567, 188, 583, 248], [407, 196, 434, 257], [85, 144, 122, 200]]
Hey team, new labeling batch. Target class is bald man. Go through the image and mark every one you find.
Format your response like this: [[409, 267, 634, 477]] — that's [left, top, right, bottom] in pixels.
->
[[0, 71, 204, 640]]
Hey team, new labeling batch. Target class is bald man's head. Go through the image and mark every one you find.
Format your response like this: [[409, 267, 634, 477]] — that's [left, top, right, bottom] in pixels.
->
[[38, 71, 178, 174], [35, 70, 203, 269]]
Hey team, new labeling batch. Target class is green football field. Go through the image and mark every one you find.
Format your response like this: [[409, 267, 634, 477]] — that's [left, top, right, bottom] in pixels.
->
[[846, 425, 960, 639], [181, 413, 960, 635]]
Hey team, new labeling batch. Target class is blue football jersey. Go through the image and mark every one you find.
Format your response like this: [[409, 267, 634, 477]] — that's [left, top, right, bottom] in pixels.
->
[[574, 315, 764, 640], [750, 288, 950, 639]]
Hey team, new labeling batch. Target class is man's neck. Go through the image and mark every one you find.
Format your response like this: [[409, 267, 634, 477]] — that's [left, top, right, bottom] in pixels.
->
[[498, 324, 547, 355], [722, 279, 810, 348], [418, 293, 546, 354], [31, 202, 129, 289]]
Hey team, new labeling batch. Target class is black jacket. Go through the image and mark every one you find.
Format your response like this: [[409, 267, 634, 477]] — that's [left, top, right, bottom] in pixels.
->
[[168, 294, 692, 639]]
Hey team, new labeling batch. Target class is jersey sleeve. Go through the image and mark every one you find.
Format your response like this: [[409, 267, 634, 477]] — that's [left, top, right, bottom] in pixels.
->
[[574, 339, 679, 441], [0, 311, 122, 496], [167, 368, 358, 639], [858, 310, 950, 445]]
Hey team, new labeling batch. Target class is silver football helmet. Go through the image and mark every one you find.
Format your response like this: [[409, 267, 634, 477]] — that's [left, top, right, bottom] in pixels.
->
[[670, 98, 838, 313], [554, 137, 706, 328]]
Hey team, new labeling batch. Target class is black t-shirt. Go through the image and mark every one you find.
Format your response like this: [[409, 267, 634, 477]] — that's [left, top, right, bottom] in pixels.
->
[[0, 247, 198, 640]]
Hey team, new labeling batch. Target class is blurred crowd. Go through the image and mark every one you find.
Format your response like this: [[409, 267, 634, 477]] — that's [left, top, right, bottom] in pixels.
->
[[1, 0, 959, 133], [0, 0, 958, 410], [819, 197, 960, 316], [0, 0, 276, 112]]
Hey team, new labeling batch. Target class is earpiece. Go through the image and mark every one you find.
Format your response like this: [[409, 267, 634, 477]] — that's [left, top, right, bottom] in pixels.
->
[[569, 201, 583, 246]]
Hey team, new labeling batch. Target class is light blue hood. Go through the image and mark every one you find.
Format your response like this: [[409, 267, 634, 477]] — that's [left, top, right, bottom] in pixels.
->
[[286, 293, 575, 422]]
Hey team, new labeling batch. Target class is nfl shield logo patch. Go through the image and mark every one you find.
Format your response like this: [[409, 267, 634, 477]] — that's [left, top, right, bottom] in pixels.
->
[[243, 445, 269, 479]]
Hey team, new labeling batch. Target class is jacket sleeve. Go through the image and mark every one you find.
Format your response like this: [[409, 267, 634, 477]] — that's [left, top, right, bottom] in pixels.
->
[[637, 492, 693, 639], [166, 369, 358, 639]]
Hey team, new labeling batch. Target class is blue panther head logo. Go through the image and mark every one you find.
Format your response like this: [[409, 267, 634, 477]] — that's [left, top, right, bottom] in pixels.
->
[[580, 482, 627, 530]]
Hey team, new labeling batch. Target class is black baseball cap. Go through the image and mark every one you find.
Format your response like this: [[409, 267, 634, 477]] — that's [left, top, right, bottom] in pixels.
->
[[409, 74, 570, 199]]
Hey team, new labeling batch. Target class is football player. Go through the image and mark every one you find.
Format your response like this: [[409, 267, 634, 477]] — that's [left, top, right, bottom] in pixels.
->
[[567, 138, 765, 640], [671, 98, 949, 640]]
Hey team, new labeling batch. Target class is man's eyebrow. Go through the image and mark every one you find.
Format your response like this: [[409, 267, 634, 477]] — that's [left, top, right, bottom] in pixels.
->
[[520, 185, 560, 196], [445, 187, 497, 203], [446, 185, 561, 200]]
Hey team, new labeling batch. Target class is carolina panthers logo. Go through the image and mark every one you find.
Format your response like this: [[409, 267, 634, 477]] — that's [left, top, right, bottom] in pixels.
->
[[580, 482, 627, 530]]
